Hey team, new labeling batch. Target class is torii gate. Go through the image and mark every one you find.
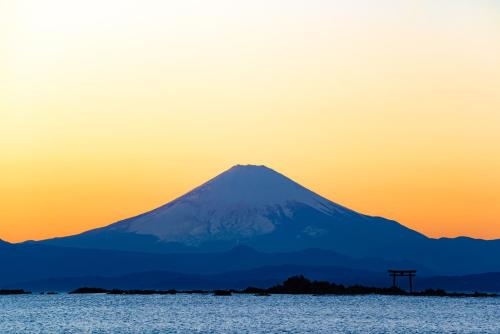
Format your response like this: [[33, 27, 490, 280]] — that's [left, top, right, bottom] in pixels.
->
[[388, 269, 416, 293]]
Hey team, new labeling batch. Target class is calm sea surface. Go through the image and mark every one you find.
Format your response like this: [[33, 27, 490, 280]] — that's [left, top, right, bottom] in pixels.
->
[[0, 294, 498, 333]]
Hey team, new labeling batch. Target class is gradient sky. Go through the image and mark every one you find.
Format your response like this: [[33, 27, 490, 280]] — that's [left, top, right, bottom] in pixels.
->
[[1, 0, 499, 242]]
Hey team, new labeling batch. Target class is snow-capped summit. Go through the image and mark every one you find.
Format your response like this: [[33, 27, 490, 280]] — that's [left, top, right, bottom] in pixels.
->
[[105, 164, 359, 243], [170, 164, 349, 214]]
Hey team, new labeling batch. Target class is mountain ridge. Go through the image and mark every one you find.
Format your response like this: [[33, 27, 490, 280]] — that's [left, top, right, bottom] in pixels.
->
[[0, 243, 425, 286], [28, 164, 500, 275]]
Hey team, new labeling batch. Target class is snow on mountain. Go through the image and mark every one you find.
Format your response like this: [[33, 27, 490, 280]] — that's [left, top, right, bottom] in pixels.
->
[[106, 165, 361, 244], [33, 164, 500, 275]]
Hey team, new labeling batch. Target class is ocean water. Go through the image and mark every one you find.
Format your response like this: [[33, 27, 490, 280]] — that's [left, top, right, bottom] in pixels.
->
[[0, 294, 498, 333]]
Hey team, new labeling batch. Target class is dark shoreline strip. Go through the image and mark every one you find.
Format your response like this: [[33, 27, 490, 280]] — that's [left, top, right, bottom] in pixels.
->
[[67, 275, 498, 297]]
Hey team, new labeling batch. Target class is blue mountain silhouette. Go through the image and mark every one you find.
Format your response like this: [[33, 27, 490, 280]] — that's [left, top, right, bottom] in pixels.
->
[[32, 165, 500, 275]]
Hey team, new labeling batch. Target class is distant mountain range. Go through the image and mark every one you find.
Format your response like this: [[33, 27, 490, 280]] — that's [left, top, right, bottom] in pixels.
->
[[0, 242, 422, 286], [2, 164, 499, 291], [33, 165, 500, 275]]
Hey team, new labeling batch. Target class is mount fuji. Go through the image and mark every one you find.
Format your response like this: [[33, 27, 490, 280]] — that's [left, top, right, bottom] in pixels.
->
[[37, 164, 500, 274]]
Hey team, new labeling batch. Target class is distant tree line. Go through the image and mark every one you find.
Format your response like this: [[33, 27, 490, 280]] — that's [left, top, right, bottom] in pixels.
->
[[62, 275, 498, 297]]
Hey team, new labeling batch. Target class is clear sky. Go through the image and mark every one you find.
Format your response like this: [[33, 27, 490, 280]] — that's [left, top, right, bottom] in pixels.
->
[[1, 0, 499, 242]]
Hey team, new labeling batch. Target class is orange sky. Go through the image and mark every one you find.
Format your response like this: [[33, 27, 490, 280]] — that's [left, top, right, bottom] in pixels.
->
[[1, 0, 499, 242]]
